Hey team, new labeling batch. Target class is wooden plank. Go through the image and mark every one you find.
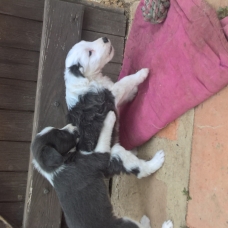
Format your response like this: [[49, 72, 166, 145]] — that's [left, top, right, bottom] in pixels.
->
[[0, 78, 36, 111], [0, 172, 27, 202], [0, 142, 30, 171], [0, 46, 39, 81], [83, 6, 126, 36], [0, 202, 24, 228], [0, 14, 42, 51], [82, 30, 124, 63], [0, 0, 125, 36], [23, 1, 84, 227], [0, 0, 44, 21], [0, 63, 38, 81], [103, 62, 121, 78], [0, 46, 39, 66], [0, 110, 33, 141]]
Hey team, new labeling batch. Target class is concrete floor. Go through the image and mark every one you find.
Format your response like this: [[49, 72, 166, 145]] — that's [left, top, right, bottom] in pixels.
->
[[92, 0, 228, 227]]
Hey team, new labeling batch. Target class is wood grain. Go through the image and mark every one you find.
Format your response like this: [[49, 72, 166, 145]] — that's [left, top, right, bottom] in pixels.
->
[[83, 6, 126, 36], [0, 0, 44, 21], [0, 172, 27, 202], [0, 78, 36, 111], [0, 46, 39, 81], [0, 202, 24, 228], [0, 14, 42, 51], [0, 142, 30, 171], [0, 46, 39, 66], [0, 110, 33, 141], [23, 1, 84, 227]]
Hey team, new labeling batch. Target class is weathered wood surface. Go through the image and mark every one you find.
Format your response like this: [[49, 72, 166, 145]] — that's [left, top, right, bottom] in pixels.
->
[[0, 78, 36, 111], [0, 142, 30, 171], [0, 110, 33, 141], [0, 202, 24, 228], [0, 14, 42, 51], [0, 172, 27, 202], [0, 46, 39, 81], [0, 0, 125, 36], [23, 1, 84, 227], [0, 0, 44, 21], [83, 6, 126, 36]]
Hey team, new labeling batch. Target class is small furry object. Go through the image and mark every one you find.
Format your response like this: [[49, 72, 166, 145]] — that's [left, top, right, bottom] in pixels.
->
[[64, 37, 150, 152], [32, 111, 173, 228]]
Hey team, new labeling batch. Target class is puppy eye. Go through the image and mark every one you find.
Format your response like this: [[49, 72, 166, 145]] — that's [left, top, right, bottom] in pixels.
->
[[89, 51, 92, 57]]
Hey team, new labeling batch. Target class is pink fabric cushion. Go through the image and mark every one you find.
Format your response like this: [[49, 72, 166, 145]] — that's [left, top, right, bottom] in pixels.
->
[[118, 0, 228, 149]]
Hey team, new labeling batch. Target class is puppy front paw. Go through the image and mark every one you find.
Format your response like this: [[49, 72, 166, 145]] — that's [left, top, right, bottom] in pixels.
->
[[148, 150, 165, 173], [140, 215, 151, 228], [136, 68, 149, 83], [162, 220, 173, 228]]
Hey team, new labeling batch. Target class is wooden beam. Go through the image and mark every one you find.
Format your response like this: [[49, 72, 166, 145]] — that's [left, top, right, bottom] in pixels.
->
[[23, 1, 84, 227]]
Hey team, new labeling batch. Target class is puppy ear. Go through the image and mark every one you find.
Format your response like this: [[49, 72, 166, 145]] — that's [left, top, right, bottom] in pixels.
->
[[69, 63, 84, 77], [41, 146, 64, 169]]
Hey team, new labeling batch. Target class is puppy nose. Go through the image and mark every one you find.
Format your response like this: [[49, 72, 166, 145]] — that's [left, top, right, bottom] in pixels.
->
[[102, 37, 109, 43]]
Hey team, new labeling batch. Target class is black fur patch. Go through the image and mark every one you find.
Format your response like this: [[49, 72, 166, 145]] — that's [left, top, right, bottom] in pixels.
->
[[69, 63, 84, 77], [67, 89, 116, 152]]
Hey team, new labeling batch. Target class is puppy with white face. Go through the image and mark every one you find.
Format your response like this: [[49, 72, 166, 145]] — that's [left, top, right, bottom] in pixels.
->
[[64, 37, 149, 152], [32, 111, 173, 228]]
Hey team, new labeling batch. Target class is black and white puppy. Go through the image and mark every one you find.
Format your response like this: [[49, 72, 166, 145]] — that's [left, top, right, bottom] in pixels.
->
[[32, 111, 173, 228], [64, 37, 150, 152]]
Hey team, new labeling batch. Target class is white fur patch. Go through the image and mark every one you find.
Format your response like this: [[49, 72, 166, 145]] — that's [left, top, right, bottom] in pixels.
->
[[61, 124, 77, 134], [80, 151, 93, 155], [140, 215, 151, 228], [162, 220, 173, 228], [37, 127, 54, 136], [32, 159, 65, 186]]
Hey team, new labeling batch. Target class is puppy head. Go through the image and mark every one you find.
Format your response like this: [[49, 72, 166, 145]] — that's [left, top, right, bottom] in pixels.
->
[[65, 37, 114, 79], [31, 124, 79, 173]]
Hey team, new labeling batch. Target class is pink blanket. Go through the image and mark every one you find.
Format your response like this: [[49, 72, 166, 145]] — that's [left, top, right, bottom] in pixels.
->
[[118, 0, 228, 149]]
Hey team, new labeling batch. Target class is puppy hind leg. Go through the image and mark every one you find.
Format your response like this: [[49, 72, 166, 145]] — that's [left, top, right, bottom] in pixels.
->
[[110, 144, 165, 179], [94, 111, 116, 153]]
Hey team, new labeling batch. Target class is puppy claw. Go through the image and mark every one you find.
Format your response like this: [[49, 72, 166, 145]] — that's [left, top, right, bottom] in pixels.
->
[[162, 220, 173, 228]]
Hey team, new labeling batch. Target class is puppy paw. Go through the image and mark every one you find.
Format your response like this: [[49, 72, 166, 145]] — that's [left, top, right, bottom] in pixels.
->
[[148, 150, 165, 173], [104, 111, 116, 127], [162, 220, 173, 228], [140, 215, 151, 228]]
